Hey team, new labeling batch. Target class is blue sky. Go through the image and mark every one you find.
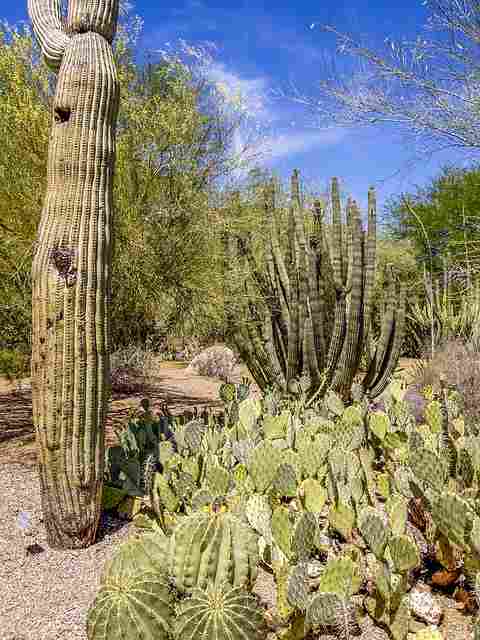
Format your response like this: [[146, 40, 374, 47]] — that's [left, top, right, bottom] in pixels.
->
[[3, 1, 479, 228]]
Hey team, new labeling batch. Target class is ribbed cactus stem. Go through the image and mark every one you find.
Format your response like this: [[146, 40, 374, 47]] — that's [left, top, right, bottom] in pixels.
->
[[225, 169, 405, 403], [27, 0, 71, 71], [29, 0, 120, 548], [331, 199, 365, 397]]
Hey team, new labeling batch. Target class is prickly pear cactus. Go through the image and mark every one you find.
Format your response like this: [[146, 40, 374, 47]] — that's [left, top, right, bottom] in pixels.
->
[[28, 0, 120, 548]]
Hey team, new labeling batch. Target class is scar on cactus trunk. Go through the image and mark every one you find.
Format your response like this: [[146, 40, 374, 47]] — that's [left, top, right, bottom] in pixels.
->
[[28, 0, 120, 549]]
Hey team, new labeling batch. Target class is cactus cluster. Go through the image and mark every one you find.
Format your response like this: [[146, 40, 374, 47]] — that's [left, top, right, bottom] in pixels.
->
[[91, 375, 480, 639], [224, 171, 406, 405]]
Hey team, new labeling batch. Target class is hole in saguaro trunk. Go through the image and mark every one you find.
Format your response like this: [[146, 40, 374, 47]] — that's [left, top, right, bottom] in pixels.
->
[[54, 106, 71, 123], [50, 246, 77, 287]]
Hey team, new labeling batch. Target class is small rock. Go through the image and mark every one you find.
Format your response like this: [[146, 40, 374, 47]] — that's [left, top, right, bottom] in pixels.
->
[[359, 614, 389, 640], [410, 585, 443, 626], [252, 567, 276, 610]]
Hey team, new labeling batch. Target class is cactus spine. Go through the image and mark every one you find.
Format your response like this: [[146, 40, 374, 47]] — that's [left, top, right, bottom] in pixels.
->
[[28, 0, 120, 547]]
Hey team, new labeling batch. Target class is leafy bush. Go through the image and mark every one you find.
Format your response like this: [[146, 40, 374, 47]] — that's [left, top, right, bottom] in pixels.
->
[[185, 345, 239, 381], [0, 348, 30, 382]]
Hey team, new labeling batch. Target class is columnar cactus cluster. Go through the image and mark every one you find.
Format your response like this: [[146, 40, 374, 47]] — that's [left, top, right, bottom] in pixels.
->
[[225, 171, 406, 404], [28, 0, 120, 548]]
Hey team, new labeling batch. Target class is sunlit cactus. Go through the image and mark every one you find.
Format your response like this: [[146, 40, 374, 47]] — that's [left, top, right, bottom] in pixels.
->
[[28, 0, 120, 548], [225, 170, 406, 403]]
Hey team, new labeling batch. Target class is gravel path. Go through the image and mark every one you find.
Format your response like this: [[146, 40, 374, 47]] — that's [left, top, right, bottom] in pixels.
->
[[0, 463, 135, 640]]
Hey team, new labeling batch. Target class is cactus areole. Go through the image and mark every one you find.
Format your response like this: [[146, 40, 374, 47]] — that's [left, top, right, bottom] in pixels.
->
[[28, 0, 120, 548]]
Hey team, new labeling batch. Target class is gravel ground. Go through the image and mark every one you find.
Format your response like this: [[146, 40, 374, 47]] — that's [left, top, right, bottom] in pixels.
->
[[0, 463, 135, 640], [0, 460, 275, 640]]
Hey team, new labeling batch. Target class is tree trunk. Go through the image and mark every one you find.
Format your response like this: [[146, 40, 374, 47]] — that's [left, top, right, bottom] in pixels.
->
[[28, 0, 120, 548]]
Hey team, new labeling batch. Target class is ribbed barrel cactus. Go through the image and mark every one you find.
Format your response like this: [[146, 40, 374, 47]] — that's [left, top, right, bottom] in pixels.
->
[[27, 0, 120, 548]]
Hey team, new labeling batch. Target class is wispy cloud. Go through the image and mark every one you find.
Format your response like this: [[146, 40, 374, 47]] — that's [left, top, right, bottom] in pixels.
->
[[205, 62, 272, 121], [257, 128, 347, 160]]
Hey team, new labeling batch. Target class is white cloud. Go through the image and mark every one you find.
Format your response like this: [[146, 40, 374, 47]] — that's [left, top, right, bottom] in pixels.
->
[[204, 62, 272, 122], [256, 128, 347, 160]]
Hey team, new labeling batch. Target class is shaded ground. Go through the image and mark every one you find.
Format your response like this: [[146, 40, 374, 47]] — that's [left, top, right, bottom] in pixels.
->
[[0, 358, 420, 467], [0, 361, 261, 467]]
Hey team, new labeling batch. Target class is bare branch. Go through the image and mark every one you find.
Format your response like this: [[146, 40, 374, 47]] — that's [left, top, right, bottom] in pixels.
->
[[276, 0, 480, 162]]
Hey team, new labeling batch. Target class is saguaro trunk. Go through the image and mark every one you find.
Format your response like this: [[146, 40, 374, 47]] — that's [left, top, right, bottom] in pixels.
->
[[28, 0, 120, 549]]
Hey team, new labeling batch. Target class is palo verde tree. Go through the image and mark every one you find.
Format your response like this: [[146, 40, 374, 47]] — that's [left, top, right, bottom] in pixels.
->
[[0, 3, 135, 367], [110, 37, 265, 346], [1, 5, 254, 363], [0, 22, 50, 360], [28, 0, 120, 548], [284, 0, 480, 169]]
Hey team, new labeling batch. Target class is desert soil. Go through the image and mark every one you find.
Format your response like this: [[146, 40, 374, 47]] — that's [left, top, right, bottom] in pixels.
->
[[0, 357, 421, 467]]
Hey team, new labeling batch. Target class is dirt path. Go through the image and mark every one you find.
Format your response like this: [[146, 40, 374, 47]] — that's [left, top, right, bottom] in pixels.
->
[[0, 362, 263, 467], [0, 358, 421, 467]]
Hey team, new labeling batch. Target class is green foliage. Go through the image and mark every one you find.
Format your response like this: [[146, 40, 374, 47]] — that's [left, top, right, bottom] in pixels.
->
[[0, 12, 252, 356], [0, 348, 30, 381], [383, 162, 480, 280], [0, 23, 50, 356]]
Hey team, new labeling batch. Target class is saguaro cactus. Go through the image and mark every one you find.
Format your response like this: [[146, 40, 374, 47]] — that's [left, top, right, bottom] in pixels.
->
[[28, 0, 120, 548]]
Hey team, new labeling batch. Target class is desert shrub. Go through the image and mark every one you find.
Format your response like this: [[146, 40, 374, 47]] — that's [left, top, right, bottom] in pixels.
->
[[185, 344, 239, 381], [109, 344, 157, 396], [409, 335, 480, 424], [0, 348, 30, 381]]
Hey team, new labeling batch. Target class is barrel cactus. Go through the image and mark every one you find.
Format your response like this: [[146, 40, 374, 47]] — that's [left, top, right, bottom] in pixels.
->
[[87, 571, 174, 640], [168, 510, 259, 594], [99, 510, 259, 597], [174, 583, 266, 640], [27, 0, 120, 547]]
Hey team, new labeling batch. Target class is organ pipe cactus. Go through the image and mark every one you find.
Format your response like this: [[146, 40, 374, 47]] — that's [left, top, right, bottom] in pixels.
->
[[28, 0, 120, 548], [227, 170, 406, 403]]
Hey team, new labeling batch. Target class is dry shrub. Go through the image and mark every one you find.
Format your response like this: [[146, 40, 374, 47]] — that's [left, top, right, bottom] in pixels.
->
[[409, 336, 480, 424], [109, 345, 157, 396], [186, 344, 239, 381]]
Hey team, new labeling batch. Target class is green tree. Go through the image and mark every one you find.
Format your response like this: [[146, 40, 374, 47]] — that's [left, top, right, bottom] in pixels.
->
[[110, 54, 247, 346], [0, 4, 258, 366], [382, 162, 480, 288], [0, 22, 50, 357]]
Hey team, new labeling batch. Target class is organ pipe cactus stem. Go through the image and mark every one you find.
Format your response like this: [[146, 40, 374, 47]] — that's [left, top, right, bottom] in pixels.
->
[[28, 0, 120, 548], [226, 169, 405, 404]]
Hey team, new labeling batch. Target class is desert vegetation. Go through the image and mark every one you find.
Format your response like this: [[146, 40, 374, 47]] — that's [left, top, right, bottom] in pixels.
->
[[3, 0, 480, 639]]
